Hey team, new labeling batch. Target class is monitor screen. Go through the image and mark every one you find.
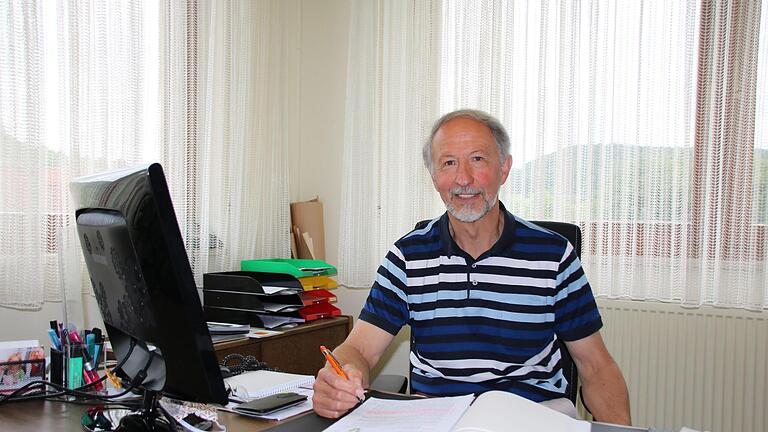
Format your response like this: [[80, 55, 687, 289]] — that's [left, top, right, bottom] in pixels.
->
[[71, 163, 227, 405]]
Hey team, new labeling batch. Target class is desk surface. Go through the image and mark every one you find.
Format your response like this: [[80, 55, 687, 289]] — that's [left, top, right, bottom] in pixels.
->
[[0, 398, 279, 431]]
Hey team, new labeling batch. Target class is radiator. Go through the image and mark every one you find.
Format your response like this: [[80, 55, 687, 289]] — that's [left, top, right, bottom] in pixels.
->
[[596, 300, 768, 432]]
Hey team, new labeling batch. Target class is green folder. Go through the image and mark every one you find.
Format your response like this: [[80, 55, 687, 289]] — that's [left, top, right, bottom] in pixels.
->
[[240, 258, 337, 278]]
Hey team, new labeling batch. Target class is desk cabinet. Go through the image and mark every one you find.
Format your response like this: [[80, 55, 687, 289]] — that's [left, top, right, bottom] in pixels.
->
[[213, 316, 352, 376]]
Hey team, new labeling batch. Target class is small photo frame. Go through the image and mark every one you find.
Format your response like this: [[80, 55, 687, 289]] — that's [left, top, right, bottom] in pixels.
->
[[0, 342, 46, 393]]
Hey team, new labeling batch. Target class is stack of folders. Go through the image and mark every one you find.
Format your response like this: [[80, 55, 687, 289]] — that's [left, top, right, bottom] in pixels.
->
[[223, 370, 315, 421], [206, 322, 251, 343], [242, 259, 341, 327], [203, 259, 341, 329]]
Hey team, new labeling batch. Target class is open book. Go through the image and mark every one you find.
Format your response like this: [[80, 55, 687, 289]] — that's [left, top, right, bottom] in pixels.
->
[[452, 391, 590, 431], [322, 390, 591, 432]]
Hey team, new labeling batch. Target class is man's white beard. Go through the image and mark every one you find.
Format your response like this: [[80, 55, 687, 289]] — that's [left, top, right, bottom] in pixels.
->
[[445, 187, 497, 223]]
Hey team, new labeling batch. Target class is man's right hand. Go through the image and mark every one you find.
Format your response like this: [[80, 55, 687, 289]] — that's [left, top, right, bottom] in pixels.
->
[[311, 321, 396, 418], [312, 363, 366, 418]]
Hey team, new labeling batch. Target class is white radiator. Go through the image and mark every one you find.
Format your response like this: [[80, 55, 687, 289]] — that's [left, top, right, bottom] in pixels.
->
[[597, 300, 768, 432]]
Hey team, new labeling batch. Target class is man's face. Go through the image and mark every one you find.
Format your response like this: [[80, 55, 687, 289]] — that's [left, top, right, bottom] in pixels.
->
[[430, 117, 512, 222]]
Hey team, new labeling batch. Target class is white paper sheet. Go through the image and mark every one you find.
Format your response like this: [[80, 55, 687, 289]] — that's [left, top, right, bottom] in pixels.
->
[[260, 285, 301, 295], [321, 394, 474, 432], [246, 328, 283, 339]]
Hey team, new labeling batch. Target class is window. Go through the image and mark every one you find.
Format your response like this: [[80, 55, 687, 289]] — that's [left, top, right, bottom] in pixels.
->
[[1, 0, 292, 309], [441, 0, 767, 307], [1, 1, 159, 307], [340, 0, 767, 308]]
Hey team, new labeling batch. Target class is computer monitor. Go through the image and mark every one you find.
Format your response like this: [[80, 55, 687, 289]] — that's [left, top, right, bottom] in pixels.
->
[[71, 163, 227, 427]]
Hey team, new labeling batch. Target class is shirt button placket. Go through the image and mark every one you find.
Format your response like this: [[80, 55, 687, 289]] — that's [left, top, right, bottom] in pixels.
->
[[468, 262, 478, 297]]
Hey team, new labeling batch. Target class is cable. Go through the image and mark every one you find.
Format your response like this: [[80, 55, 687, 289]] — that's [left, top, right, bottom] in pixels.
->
[[220, 353, 279, 376]]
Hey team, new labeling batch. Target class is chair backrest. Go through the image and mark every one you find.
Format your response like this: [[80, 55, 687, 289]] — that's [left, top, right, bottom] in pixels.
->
[[411, 218, 582, 404], [530, 220, 582, 405]]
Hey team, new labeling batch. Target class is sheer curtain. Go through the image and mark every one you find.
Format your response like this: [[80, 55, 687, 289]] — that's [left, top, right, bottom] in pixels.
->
[[0, 0, 290, 311], [161, 0, 290, 285], [338, 0, 442, 286], [1, 1, 152, 311], [339, 0, 768, 310]]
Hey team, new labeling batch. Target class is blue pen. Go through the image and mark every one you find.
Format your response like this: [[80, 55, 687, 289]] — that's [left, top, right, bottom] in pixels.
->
[[47, 329, 61, 350], [92, 344, 101, 368], [92, 329, 103, 367], [86, 333, 96, 359]]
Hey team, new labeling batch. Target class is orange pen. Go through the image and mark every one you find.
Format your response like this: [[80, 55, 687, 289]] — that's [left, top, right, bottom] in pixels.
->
[[319, 345, 349, 379], [320, 345, 364, 401]]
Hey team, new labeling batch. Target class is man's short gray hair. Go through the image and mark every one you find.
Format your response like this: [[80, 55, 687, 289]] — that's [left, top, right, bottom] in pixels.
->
[[422, 109, 510, 174]]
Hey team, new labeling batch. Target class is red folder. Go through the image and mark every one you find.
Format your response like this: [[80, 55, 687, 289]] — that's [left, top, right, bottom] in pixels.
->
[[299, 290, 336, 305], [297, 303, 341, 321]]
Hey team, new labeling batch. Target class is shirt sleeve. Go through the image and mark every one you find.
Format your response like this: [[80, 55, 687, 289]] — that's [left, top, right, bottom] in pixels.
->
[[553, 243, 603, 341], [358, 247, 410, 336]]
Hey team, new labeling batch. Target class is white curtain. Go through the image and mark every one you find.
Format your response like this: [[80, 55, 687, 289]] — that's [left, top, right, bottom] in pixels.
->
[[0, 0, 290, 310], [339, 0, 768, 310], [161, 0, 291, 285], [339, 0, 442, 286], [1, 0, 151, 310]]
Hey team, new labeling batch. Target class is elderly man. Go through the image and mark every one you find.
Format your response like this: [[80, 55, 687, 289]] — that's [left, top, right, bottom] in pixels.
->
[[313, 109, 631, 425]]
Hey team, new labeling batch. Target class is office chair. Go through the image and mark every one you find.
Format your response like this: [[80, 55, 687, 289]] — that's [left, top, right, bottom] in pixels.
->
[[371, 219, 584, 407], [529, 220, 582, 406]]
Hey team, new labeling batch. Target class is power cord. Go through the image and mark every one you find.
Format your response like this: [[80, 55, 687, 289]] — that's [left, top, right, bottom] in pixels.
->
[[219, 353, 279, 377]]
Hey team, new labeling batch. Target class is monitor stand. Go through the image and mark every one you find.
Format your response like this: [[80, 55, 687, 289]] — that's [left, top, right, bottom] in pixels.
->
[[82, 389, 175, 432], [116, 390, 174, 431]]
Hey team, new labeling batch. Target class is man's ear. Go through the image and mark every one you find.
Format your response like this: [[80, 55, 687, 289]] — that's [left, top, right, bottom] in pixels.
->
[[500, 154, 512, 184]]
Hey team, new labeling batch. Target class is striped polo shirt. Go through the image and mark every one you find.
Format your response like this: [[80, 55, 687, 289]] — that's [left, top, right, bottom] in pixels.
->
[[359, 202, 602, 402]]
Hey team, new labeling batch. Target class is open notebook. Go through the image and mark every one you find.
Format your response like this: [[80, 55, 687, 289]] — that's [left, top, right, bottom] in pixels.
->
[[222, 370, 316, 421], [224, 370, 315, 400], [451, 391, 590, 431], [322, 390, 591, 432]]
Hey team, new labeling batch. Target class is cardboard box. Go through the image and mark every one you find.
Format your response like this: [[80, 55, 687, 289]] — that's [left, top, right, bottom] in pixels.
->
[[290, 198, 326, 260]]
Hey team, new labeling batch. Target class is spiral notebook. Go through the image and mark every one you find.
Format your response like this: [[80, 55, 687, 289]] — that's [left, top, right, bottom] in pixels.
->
[[224, 370, 315, 400]]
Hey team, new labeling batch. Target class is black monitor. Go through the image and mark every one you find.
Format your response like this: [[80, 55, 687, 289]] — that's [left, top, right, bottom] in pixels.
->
[[71, 163, 227, 428]]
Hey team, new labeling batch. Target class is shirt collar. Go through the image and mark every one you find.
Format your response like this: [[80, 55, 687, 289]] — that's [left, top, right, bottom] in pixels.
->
[[438, 201, 516, 260]]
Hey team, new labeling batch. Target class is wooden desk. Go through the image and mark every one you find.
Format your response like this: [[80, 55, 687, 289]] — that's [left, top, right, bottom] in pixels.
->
[[214, 316, 352, 375], [0, 398, 278, 431], [0, 316, 353, 431]]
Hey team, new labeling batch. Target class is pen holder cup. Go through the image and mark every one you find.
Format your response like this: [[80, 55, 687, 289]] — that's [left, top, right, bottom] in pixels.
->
[[55, 342, 107, 396]]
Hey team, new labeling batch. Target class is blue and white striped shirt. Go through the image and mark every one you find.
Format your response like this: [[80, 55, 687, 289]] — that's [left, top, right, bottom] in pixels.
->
[[359, 203, 602, 402]]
